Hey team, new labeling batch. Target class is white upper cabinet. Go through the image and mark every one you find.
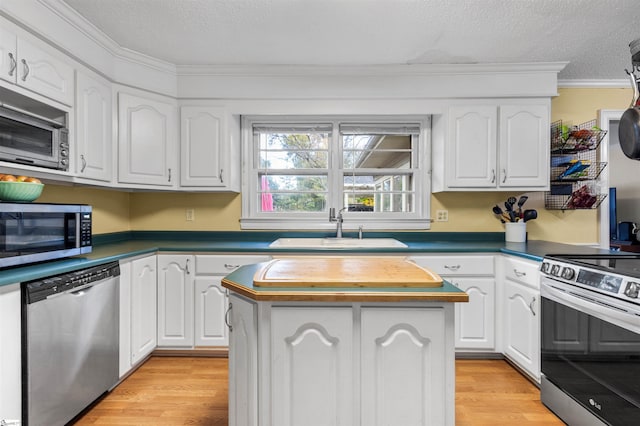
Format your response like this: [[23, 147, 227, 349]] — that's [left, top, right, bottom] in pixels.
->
[[436, 103, 550, 191], [446, 106, 498, 188], [180, 106, 233, 189], [499, 105, 549, 188], [0, 26, 74, 106], [118, 91, 178, 187], [75, 70, 112, 182]]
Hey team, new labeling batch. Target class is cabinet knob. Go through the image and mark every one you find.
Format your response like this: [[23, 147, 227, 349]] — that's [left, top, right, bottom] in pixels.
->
[[529, 296, 536, 316], [80, 154, 87, 173], [444, 264, 461, 272], [491, 169, 496, 183], [219, 169, 224, 183], [501, 169, 506, 184]]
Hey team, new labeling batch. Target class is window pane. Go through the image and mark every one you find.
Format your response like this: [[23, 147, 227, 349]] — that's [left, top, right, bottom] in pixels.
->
[[259, 193, 327, 213], [259, 174, 328, 212], [260, 150, 328, 169], [342, 134, 412, 169], [258, 130, 330, 169], [343, 174, 413, 213], [259, 175, 327, 191]]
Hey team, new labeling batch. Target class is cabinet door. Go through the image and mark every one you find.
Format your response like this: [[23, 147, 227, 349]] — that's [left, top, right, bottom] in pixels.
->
[[447, 106, 498, 188], [450, 277, 495, 350], [0, 283, 21, 422], [499, 104, 549, 188], [0, 27, 17, 84], [504, 278, 540, 381], [76, 70, 112, 182], [194, 276, 228, 346], [361, 307, 449, 426], [118, 92, 177, 186], [228, 295, 258, 426], [16, 38, 74, 106], [157, 255, 194, 347], [180, 106, 228, 188], [118, 261, 132, 377], [271, 307, 354, 426], [131, 256, 157, 365]]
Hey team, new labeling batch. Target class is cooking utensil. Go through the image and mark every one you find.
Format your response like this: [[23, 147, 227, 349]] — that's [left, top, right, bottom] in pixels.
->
[[523, 209, 537, 223], [504, 201, 516, 222], [492, 205, 507, 223], [516, 195, 528, 216], [618, 64, 640, 159]]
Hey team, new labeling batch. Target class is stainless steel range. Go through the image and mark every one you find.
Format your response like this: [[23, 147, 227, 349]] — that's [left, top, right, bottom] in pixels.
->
[[540, 254, 640, 426]]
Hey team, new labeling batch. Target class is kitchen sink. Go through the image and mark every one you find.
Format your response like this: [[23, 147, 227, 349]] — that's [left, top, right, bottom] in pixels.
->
[[268, 237, 408, 248]]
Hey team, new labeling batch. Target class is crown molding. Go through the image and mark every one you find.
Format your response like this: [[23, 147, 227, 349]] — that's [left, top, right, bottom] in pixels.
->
[[37, 0, 176, 75], [558, 79, 631, 88], [176, 62, 569, 77]]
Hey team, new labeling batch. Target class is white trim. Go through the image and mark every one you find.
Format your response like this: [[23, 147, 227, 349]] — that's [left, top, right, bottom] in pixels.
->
[[241, 115, 431, 231], [598, 109, 625, 249], [558, 79, 631, 88]]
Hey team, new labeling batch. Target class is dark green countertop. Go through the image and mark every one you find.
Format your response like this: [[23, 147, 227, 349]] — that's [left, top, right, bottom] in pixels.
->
[[0, 231, 618, 287]]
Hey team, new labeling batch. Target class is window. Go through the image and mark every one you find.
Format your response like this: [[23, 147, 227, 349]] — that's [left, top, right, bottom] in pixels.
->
[[241, 116, 431, 230]]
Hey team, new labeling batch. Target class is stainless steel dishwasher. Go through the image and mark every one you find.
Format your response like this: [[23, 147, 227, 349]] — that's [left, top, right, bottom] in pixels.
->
[[22, 262, 120, 426]]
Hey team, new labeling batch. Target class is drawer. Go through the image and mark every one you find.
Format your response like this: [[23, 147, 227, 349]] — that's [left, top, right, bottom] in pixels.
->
[[409, 255, 494, 276], [502, 255, 540, 288], [195, 255, 271, 275]]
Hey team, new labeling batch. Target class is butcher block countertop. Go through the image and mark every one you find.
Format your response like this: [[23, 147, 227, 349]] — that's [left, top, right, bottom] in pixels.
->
[[222, 257, 468, 302]]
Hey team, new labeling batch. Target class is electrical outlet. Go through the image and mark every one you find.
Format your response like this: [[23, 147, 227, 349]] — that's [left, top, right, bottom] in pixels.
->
[[436, 210, 449, 222], [186, 208, 195, 221]]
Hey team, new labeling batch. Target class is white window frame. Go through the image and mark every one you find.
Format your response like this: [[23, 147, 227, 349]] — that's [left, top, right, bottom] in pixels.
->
[[240, 115, 431, 231]]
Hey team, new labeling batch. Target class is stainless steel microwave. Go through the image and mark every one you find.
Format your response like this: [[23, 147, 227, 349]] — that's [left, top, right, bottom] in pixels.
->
[[0, 104, 69, 171], [0, 203, 91, 268]]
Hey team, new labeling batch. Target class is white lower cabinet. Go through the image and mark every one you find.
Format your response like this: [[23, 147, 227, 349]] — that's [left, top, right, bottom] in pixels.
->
[[449, 277, 495, 350], [410, 255, 496, 352], [228, 295, 454, 426], [0, 283, 21, 423], [157, 254, 194, 347], [501, 255, 541, 382], [156, 254, 270, 349], [120, 255, 158, 377]]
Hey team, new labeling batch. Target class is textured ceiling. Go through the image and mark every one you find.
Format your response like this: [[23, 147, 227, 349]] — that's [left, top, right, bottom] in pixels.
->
[[62, 0, 640, 81]]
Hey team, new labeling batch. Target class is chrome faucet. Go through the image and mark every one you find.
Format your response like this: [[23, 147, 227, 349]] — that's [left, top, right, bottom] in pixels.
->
[[329, 207, 346, 238]]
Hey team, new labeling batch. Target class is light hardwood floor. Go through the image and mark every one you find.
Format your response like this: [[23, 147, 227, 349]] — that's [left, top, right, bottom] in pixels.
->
[[75, 357, 563, 425]]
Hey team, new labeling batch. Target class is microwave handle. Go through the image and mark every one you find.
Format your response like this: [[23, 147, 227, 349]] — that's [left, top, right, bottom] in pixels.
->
[[0, 103, 65, 127]]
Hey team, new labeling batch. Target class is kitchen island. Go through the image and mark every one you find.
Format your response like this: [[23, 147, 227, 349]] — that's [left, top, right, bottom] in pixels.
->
[[222, 257, 468, 426]]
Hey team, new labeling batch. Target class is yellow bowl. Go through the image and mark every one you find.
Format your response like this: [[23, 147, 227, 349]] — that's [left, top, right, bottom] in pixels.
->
[[0, 181, 44, 202]]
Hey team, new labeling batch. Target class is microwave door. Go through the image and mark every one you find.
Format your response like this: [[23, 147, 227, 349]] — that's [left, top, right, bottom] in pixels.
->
[[0, 115, 60, 166]]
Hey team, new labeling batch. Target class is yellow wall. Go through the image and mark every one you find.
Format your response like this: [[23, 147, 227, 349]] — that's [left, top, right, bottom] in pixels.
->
[[36, 88, 632, 243], [36, 184, 130, 234]]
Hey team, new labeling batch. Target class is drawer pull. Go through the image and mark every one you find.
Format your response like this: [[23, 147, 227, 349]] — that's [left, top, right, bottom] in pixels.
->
[[225, 302, 233, 332], [514, 269, 527, 278], [224, 263, 240, 270], [529, 297, 536, 316], [444, 265, 461, 271], [185, 258, 190, 275]]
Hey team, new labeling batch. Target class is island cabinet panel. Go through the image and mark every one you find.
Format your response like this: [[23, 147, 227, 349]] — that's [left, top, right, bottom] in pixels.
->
[[227, 293, 456, 426], [361, 307, 447, 426], [228, 294, 258, 426], [271, 307, 354, 426], [157, 255, 194, 347]]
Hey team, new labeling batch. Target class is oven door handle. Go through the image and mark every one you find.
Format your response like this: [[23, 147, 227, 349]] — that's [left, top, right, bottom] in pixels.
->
[[541, 279, 640, 335]]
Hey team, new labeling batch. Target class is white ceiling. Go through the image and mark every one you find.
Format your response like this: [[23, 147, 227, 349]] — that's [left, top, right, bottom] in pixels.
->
[[62, 0, 640, 81]]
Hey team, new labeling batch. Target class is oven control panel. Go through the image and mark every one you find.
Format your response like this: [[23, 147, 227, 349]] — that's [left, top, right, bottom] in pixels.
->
[[541, 259, 639, 304]]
